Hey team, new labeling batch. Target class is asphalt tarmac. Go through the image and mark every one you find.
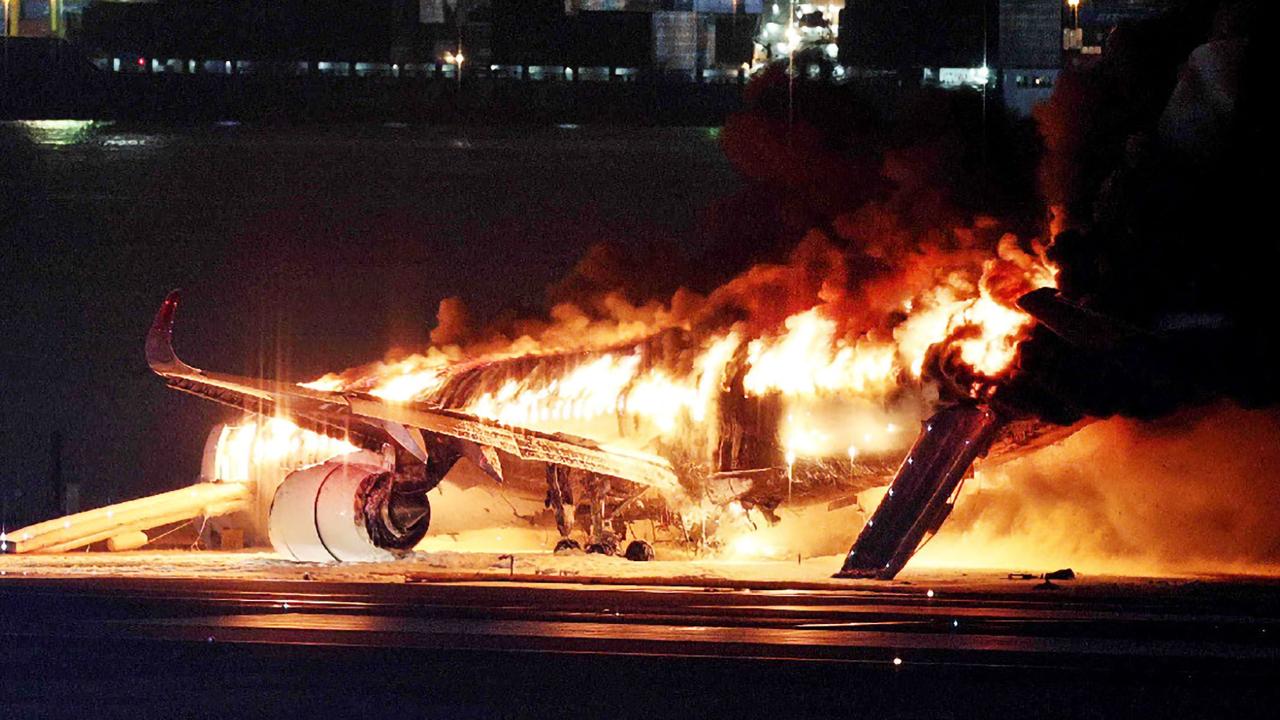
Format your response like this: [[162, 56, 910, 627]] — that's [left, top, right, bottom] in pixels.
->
[[3, 575, 1278, 717]]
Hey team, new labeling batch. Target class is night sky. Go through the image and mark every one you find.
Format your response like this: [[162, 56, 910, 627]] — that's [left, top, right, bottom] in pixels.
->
[[0, 122, 739, 523]]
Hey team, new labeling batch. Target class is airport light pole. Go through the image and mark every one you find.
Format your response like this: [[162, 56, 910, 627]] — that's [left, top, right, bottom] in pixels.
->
[[1068, 0, 1080, 30]]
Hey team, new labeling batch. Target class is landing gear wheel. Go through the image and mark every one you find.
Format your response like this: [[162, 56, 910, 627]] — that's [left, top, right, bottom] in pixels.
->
[[585, 536, 619, 556], [553, 538, 582, 555], [624, 540, 655, 562]]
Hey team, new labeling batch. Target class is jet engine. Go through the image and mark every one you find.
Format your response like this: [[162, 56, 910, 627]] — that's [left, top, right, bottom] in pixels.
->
[[267, 452, 431, 562]]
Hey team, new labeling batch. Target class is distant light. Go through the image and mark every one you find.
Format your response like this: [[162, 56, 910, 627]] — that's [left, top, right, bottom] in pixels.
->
[[785, 24, 801, 48], [926, 589, 935, 598], [892, 657, 903, 666], [825, 43, 839, 59], [137, 57, 145, 67]]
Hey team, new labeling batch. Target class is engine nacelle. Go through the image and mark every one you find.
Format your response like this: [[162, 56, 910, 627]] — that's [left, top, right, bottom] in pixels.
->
[[268, 452, 431, 562]]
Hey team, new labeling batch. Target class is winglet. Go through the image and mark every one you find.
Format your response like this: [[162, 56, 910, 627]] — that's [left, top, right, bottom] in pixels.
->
[[146, 289, 196, 375]]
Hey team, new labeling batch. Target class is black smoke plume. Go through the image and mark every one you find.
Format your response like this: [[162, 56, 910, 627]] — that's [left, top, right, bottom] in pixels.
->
[[995, 0, 1275, 425]]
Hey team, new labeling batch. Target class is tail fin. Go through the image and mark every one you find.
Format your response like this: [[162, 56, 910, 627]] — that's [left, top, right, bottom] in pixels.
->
[[145, 289, 197, 375]]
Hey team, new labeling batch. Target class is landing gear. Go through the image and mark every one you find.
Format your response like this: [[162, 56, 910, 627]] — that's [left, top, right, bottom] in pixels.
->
[[553, 538, 582, 555], [545, 464, 575, 541], [624, 540, 655, 562], [585, 537, 620, 556], [583, 473, 619, 555], [546, 465, 650, 558]]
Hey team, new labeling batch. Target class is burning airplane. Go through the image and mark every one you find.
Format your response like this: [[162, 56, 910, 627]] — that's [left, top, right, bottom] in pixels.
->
[[6, 0, 1264, 580], [3, 231, 1076, 579]]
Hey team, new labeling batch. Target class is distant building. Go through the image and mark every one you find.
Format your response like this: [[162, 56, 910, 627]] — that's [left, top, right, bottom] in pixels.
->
[[490, 0, 758, 72], [652, 10, 704, 76], [76, 1, 417, 63], [754, 1, 841, 64], [999, 0, 1061, 116], [9, 0, 766, 79], [5, 0, 94, 37], [1000, 0, 1060, 67], [838, 0, 996, 72], [1077, 0, 1177, 49], [838, 0, 1177, 116]]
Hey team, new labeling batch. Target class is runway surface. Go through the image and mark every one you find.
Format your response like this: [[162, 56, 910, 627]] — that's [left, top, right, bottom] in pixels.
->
[[3, 574, 1279, 717]]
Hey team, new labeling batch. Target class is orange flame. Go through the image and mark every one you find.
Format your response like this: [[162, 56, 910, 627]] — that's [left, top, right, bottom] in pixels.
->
[[212, 417, 358, 484], [299, 235, 1055, 464]]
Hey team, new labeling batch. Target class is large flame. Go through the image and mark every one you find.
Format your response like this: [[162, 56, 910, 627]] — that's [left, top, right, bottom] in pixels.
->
[[299, 233, 1055, 467], [206, 232, 1057, 563], [212, 417, 358, 484]]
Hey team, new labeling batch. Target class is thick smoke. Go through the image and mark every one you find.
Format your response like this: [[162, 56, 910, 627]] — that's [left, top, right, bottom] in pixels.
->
[[317, 74, 1048, 390], [919, 404, 1280, 576], [391, 67, 1049, 362], [999, 0, 1275, 423], [715, 403, 1280, 575]]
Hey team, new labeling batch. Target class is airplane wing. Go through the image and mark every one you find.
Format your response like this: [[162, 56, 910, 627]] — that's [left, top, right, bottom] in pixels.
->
[[146, 291, 682, 493]]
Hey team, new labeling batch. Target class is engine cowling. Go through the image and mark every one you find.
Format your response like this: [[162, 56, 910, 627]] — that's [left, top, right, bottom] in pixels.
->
[[267, 452, 430, 562]]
